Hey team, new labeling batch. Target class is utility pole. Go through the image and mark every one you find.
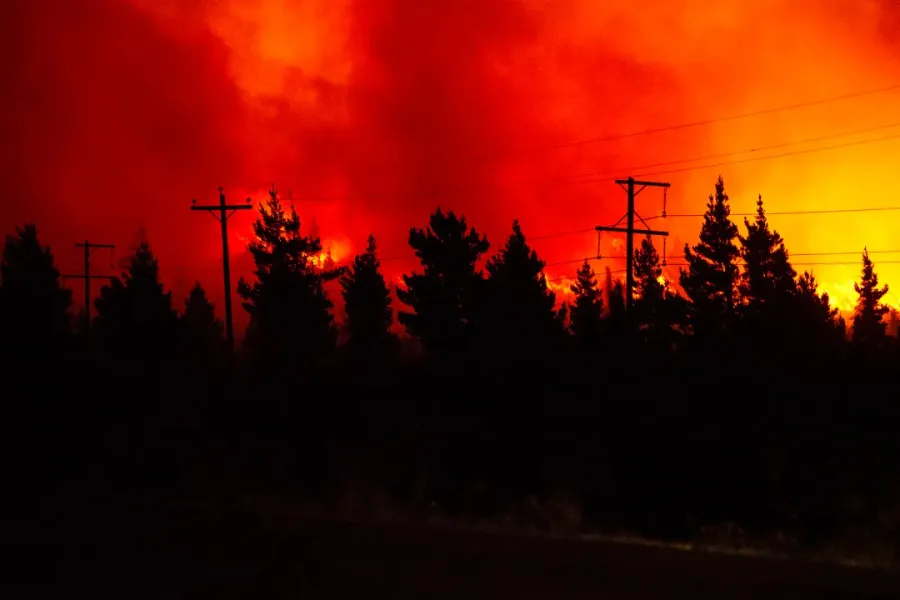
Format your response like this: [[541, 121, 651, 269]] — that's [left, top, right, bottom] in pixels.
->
[[595, 177, 670, 310], [191, 187, 253, 352], [62, 241, 116, 330]]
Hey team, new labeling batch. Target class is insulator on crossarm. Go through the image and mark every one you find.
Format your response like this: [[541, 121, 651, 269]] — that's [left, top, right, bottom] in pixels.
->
[[662, 236, 667, 267], [596, 231, 602, 260]]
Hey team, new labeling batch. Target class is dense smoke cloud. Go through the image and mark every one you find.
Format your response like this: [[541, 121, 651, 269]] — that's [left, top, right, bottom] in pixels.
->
[[3, 0, 900, 318]]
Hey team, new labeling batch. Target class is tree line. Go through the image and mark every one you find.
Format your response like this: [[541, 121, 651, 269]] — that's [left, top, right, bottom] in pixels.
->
[[3, 177, 900, 552]]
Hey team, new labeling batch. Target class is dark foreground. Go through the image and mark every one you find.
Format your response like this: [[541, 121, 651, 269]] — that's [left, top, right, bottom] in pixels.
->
[[22, 500, 900, 599]]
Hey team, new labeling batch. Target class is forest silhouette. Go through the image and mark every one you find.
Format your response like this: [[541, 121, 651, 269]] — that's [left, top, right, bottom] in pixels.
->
[[5, 177, 900, 559]]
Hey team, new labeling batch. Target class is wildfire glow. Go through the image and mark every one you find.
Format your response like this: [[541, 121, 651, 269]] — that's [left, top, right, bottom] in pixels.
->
[[307, 238, 352, 271], [546, 277, 575, 300], [6, 1, 900, 327]]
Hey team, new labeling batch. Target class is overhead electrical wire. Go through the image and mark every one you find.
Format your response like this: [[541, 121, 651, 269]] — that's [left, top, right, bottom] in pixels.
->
[[471, 82, 900, 160], [165, 82, 900, 278], [283, 127, 900, 204], [553, 121, 900, 185], [284, 82, 900, 203]]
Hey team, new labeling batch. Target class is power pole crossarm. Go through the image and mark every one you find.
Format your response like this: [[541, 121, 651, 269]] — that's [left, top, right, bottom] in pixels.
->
[[191, 187, 253, 353], [595, 226, 669, 237], [597, 177, 671, 310], [63, 240, 116, 331]]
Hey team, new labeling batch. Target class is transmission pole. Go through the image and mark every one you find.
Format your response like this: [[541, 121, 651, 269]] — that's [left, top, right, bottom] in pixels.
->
[[62, 240, 116, 330], [191, 187, 253, 352], [595, 177, 670, 310]]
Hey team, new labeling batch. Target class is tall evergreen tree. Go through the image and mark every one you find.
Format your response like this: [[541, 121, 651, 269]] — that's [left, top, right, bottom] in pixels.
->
[[179, 282, 225, 369], [483, 220, 559, 352], [633, 235, 664, 306], [0, 224, 72, 360], [679, 176, 740, 337], [396, 207, 490, 356], [568, 260, 603, 347], [604, 269, 626, 318], [237, 188, 340, 369], [94, 240, 178, 364], [739, 195, 796, 308], [339, 234, 396, 356], [632, 235, 683, 346], [793, 271, 843, 345], [851, 248, 890, 344]]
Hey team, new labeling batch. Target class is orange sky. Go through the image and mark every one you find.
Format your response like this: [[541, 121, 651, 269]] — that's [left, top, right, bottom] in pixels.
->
[[4, 0, 900, 327]]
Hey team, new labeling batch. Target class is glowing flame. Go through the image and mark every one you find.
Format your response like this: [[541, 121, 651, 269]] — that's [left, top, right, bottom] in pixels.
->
[[817, 279, 859, 313], [546, 276, 576, 301]]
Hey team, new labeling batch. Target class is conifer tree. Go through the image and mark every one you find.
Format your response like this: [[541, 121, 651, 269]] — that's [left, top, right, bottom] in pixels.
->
[[633, 235, 664, 307], [851, 248, 890, 343], [340, 234, 396, 355], [179, 282, 224, 368], [94, 240, 178, 363], [396, 207, 490, 355], [603, 269, 629, 348], [793, 271, 842, 344], [483, 220, 559, 351], [739, 195, 796, 309], [0, 224, 72, 358], [568, 260, 603, 346], [632, 235, 683, 345], [679, 176, 740, 336], [237, 188, 340, 368], [604, 269, 626, 318]]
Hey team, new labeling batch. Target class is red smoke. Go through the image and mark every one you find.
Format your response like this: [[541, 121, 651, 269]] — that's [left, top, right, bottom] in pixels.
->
[[4, 0, 900, 328]]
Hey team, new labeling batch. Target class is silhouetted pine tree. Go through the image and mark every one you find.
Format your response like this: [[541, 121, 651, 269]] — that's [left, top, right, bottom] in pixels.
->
[[633, 235, 664, 306], [604, 269, 626, 318], [794, 271, 843, 345], [633, 235, 682, 348], [396, 207, 489, 356], [851, 248, 889, 344], [0, 224, 72, 361], [94, 240, 178, 365], [339, 234, 397, 359], [602, 269, 630, 358], [739, 195, 796, 308], [680, 176, 740, 338], [179, 282, 225, 370], [237, 188, 339, 371], [483, 220, 559, 356], [568, 260, 603, 348]]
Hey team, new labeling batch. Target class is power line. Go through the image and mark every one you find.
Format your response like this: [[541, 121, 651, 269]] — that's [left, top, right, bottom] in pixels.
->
[[629, 131, 900, 179], [530, 228, 596, 241], [643, 205, 900, 220], [556, 121, 900, 185], [660, 261, 900, 267], [402, 82, 900, 169], [170, 251, 900, 273], [587, 250, 900, 261], [281, 82, 900, 203], [536, 83, 900, 153], [283, 127, 900, 204], [520, 207, 900, 245]]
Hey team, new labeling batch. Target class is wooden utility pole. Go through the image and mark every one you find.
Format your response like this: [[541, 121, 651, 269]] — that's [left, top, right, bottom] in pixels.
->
[[62, 241, 116, 330], [191, 187, 253, 352], [595, 177, 670, 310]]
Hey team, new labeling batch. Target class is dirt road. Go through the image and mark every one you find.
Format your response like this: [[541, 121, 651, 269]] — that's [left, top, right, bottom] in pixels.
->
[[150, 511, 900, 599], [27, 506, 900, 598]]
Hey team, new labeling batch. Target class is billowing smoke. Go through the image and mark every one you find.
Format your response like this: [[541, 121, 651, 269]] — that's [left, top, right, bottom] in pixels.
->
[[4, 0, 900, 321]]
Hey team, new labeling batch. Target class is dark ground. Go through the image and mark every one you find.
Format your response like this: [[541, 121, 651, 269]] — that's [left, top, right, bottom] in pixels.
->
[[20, 498, 900, 599]]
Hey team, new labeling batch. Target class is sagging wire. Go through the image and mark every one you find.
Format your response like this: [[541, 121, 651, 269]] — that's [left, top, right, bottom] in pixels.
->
[[661, 187, 668, 267]]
